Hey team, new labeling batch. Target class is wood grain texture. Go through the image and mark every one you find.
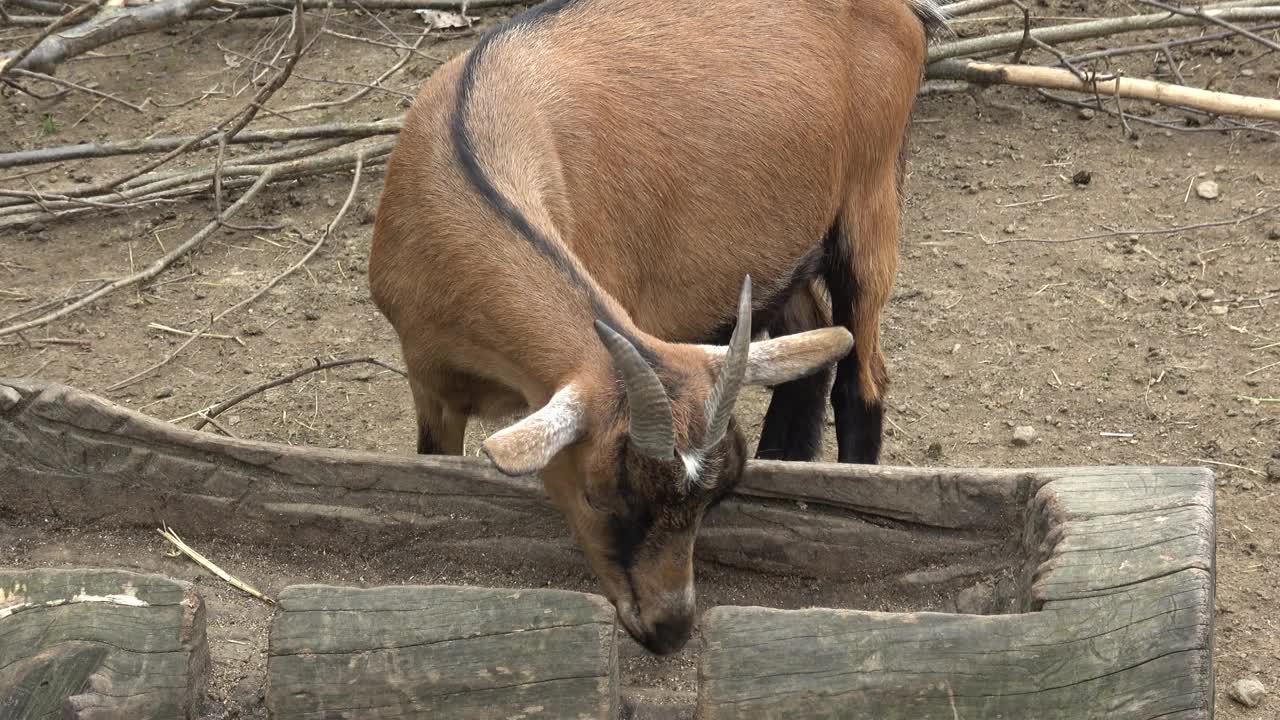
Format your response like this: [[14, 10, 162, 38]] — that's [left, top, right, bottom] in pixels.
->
[[0, 378, 1019, 585], [266, 584, 618, 719], [0, 568, 209, 720], [697, 466, 1216, 720]]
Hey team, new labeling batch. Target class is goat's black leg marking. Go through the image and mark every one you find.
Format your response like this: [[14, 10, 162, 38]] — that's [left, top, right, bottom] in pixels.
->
[[824, 224, 884, 465], [755, 366, 831, 462], [417, 424, 443, 455]]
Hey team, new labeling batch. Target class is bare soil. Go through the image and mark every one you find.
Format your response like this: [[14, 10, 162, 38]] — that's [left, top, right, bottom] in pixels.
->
[[1, 1, 1277, 717]]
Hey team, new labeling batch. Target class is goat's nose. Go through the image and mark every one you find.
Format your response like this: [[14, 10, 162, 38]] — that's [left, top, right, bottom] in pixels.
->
[[640, 611, 695, 655]]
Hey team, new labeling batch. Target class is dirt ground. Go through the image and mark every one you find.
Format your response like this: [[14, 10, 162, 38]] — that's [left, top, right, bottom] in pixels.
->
[[2, 1, 1278, 717]]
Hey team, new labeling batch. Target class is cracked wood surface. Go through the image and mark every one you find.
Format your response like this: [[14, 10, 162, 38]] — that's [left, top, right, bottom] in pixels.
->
[[265, 585, 618, 719], [0, 378, 1020, 590], [0, 568, 209, 720], [696, 465, 1216, 719]]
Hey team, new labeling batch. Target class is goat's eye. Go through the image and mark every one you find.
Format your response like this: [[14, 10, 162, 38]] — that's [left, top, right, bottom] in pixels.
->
[[583, 488, 614, 515]]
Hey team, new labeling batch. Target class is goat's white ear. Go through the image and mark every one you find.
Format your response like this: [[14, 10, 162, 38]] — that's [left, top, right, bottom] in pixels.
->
[[698, 327, 853, 387], [482, 386, 587, 476]]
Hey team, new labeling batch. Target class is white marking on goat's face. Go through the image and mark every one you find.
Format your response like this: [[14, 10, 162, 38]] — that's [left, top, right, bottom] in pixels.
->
[[679, 450, 704, 488]]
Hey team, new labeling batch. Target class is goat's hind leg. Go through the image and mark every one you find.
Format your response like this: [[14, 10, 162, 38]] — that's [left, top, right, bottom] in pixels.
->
[[825, 180, 899, 465], [755, 280, 832, 462], [409, 375, 467, 455]]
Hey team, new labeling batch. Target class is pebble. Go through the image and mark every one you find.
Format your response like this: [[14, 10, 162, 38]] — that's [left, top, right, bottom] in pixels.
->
[[925, 442, 944, 461], [1208, 305, 1229, 316], [1266, 460, 1280, 483], [1229, 678, 1266, 707], [154, 386, 175, 400], [1158, 289, 1180, 304], [1077, 108, 1095, 120], [1011, 426, 1037, 447], [1195, 180, 1220, 200], [1196, 288, 1216, 300]]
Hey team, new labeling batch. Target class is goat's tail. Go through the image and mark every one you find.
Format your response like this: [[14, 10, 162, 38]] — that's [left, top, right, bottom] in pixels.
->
[[906, 0, 951, 40]]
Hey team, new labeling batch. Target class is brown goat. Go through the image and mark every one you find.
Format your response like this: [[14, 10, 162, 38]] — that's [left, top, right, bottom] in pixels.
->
[[370, 0, 943, 654]]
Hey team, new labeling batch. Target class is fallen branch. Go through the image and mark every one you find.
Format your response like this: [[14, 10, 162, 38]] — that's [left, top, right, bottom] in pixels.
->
[[8, 68, 146, 111], [157, 524, 274, 603], [0, 119, 400, 170], [0, 0, 103, 78], [928, 59, 1280, 121], [0, 0, 210, 75], [928, 2, 1280, 62], [0, 169, 278, 338], [1136, 0, 1280, 53], [0, 138, 392, 229], [188, 356, 407, 431]]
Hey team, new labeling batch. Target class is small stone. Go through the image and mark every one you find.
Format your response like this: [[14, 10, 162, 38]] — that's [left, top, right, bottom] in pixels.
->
[[1196, 288, 1216, 300], [1229, 678, 1266, 707], [303, 310, 319, 321], [1208, 305, 1229, 316], [1213, 165, 1227, 174], [1072, 170, 1092, 186], [227, 416, 242, 426], [925, 442, 944, 461], [1012, 426, 1037, 447], [154, 386, 174, 399], [1003, 223, 1017, 234], [1265, 460, 1280, 483], [1267, 226, 1280, 241], [0, 386, 20, 410], [1077, 107, 1095, 120], [1241, 68, 1255, 77], [1158, 289, 1179, 304], [1195, 180, 1220, 200]]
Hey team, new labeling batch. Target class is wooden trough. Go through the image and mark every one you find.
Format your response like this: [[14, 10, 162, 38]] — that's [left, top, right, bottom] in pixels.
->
[[0, 377, 1216, 719]]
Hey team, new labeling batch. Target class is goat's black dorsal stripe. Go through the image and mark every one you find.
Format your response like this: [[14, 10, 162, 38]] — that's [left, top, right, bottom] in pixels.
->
[[451, 0, 661, 368]]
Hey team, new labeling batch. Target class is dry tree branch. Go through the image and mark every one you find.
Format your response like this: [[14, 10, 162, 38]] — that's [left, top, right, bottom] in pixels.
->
[[8, 68, 145, 111], [276, 28, 426, 114], [0, 0, 209, 75], [0, 138, 391, 229], [940, 0, 1016, 17], [1136, 0, 1280, 52], [928, 59, 1280, 120], [2, 0, 305, 208], [0, 0, 103, 77], [928, 2, 1280, 62], [0, 169, 278, 339], [0, 119, 400, 169], [188, 356, 406, 431], [213, 152, 364, 323], [1060, 22, 1280, 64]]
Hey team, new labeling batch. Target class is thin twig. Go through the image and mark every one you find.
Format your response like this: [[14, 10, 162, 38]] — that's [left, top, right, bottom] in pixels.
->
[[9, 68, 145, 111], [189, 355, 406, 431], [215, 153, 364, 323], [1137, 0, 1280, 53], [107, 318, 212, 391], [1193, 458, 1265, 476], [992, 206, 1278, 244], [0, 170, 278, 338]]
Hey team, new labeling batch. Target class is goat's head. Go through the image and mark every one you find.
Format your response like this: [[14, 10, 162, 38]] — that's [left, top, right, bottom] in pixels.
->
[[481, 277, 852, 654]]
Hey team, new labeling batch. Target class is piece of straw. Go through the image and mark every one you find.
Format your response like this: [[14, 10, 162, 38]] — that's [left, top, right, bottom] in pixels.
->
[[157, 523, 274, 604]]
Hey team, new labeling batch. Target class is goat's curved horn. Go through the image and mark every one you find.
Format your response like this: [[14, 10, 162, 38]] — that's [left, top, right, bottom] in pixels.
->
[[703, 275, 752, 449], [593, 320, 675, 460]]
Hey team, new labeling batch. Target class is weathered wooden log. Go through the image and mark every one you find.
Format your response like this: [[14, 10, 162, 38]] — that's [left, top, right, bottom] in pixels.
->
[[696, 465, 1216, 720], [0, 378, 1019, 597], [0, 568, 209, 720], [265, 584, 618, 719]]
